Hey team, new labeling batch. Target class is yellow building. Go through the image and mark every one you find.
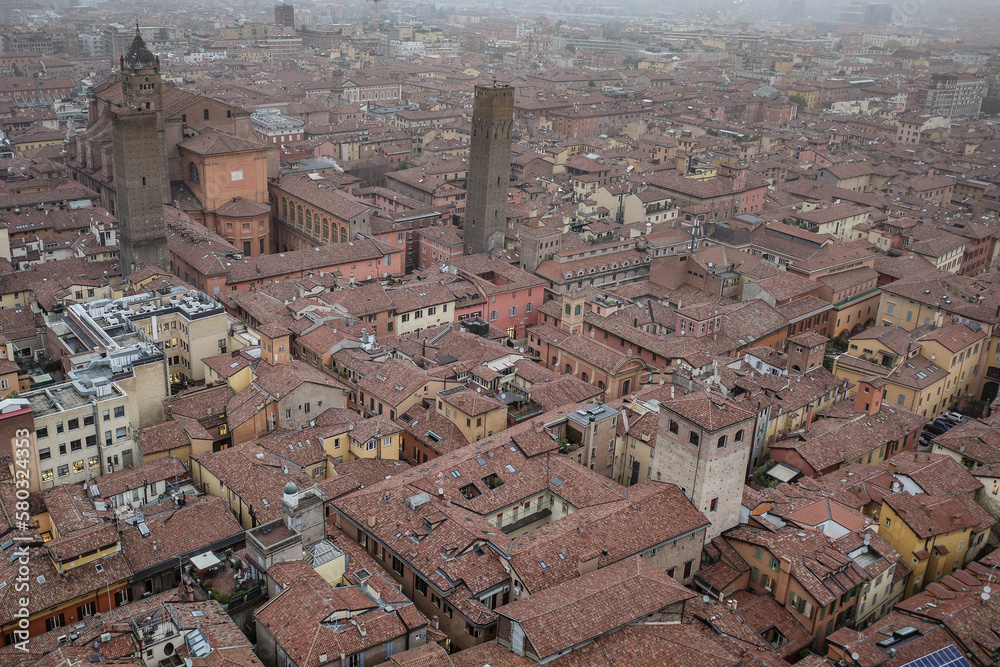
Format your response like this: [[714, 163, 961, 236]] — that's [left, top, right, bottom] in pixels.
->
[[136, 419, 214, 467], [834, 323, 984, 419], [613, 407, 657, 486], [191, 442, 316, 529], [878, 492, 993, 597], [877, 292, 949, 331], [436, 387, 508, 443], [347, 417, 403, 461]]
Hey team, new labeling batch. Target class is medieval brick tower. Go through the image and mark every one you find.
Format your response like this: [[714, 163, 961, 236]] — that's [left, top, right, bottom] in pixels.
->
[[111, 26, 170, 273], [465, 83, 514, 256]]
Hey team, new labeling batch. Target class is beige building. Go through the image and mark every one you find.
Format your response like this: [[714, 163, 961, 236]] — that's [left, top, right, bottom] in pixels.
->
[[124, 287, 232, 386], [25, 374, 137, 491], [386, 282, 456, 336], [652, 388, 758, 539]]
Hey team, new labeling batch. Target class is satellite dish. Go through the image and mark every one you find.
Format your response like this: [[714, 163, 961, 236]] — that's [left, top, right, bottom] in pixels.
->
[[703, 595, 710, 603], [985, 586, 992, 594], [851, 653, 860, 662], [983, 593, 991, 602]]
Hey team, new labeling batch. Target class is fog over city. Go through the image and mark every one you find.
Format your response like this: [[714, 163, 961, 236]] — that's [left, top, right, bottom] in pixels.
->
[[2, 0, 1000, 665]]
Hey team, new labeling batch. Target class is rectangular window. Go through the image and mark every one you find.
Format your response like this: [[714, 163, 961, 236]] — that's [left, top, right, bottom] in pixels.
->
[[489, 310, 498, 321], [415, 577, 427, 595], [37, 426, 48, 439], [115, 427, 128, 440], [67, 418, 79, 430]]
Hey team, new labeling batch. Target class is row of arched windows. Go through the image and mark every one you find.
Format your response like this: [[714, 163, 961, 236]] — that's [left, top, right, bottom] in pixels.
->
[[280, 197, 348, 243]]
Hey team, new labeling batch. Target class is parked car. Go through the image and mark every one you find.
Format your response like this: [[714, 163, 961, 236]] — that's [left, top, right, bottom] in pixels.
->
[[943, 411, 964, 423], [923, 424, 948, 437], [932, 418, 953, 431]]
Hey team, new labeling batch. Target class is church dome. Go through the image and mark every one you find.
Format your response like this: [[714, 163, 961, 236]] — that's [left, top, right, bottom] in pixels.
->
[[124, 27, 157, 70]]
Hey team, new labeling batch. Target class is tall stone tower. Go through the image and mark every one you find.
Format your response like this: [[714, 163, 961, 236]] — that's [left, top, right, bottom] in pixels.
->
[[465, 83, 514, 256], [275, 3, 295, 27], [111, 26, 170, 273]]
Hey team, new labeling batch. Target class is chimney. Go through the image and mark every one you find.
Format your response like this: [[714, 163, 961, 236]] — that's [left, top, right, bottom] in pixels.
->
[[577, 551, 600, 576], [804, 404, 815, 432]]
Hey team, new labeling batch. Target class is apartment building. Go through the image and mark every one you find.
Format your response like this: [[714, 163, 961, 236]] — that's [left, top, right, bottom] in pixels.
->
[[25, 373, 137, 491], [878, 492, 994, 597], [834, 324, 985, 419], [714, 524, 872, 647]]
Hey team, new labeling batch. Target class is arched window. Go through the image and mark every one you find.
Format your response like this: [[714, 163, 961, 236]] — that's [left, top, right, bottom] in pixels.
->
[[340, 227, 347, 243], [717, 435, 727, 449], [669, 420, 679, 435], [581, 372, 589, 383], [281, 198, 287, 219], [597, 380, 605, 390], [297, 205, 303, 225], [306, 209, 312, 232], [574, 304, 581, 316], [735, 429, 745, 442], [323, 218, 329, 240], [688, 432, 700, 446], [203, 108, 210, 121], [565, 364, 573, 374], [188, 162, 199, 183], [565, 304, 571, 315]]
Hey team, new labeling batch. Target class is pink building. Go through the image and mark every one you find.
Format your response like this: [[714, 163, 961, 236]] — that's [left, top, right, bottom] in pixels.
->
[[447, 256, 546, 339], [417, 226, 465, 268]]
